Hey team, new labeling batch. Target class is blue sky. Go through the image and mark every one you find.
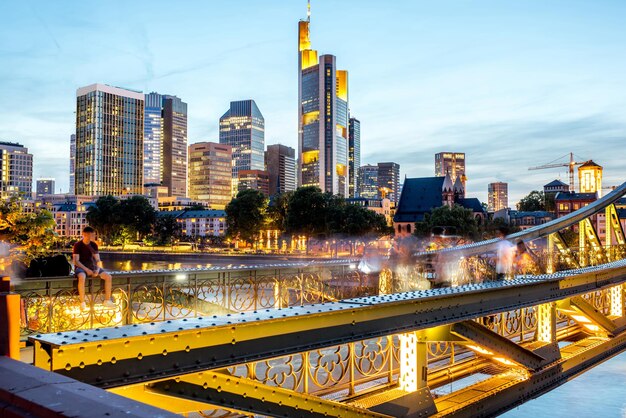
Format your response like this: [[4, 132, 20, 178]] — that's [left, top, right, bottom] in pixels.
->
[[1, 0, 625, 203]]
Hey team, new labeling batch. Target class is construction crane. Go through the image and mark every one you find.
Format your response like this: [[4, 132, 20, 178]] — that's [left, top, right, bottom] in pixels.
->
[[528, 152, 587, 192]]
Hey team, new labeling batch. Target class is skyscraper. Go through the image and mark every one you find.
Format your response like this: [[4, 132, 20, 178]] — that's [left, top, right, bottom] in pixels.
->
[[298, 5, 349, 196], [36, 178, 55, 197], [435, 152, 466, 189], [358, 165, 378, 199], [69, 134, 75, 195], [265, 144, 296, 197], [75, 84, 144, 196], [143, 92, 188, 197], [0, 141, 33, 199], [219, 100, 265, 195], [348, 117, 360, 198], [488, 182, 508, 211], [238, 170, 270, 197], [377, 162, 400, 204], [188, 142, 232, 209]]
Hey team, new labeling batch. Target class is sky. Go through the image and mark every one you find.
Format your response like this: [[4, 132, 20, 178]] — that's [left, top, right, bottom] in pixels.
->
[[1, 0, 625, 204]]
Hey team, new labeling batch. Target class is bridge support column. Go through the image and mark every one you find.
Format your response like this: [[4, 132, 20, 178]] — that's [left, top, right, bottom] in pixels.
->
[[610, 284, 624, 318], [537, 302, 557, 343], [399, 332, 428, 392], [579, 220, 587, 267], [0, 276, 20, 360]]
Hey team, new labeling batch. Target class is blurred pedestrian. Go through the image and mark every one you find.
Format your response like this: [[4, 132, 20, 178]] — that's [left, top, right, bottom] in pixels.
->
[[495, 227, 515, 280]]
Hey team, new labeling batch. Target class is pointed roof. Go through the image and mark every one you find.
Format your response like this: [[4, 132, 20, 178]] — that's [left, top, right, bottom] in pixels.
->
[[442, 173, 454, 191], [453, 176, 464, 192], [579, 160, 602, 169], [544, 179, 568, 188]]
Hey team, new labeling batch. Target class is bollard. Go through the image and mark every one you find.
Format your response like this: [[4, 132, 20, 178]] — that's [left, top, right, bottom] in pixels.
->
[[0, 276, 20, 360]]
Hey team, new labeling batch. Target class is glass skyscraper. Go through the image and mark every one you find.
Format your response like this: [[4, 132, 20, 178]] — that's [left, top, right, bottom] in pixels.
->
[[265, 144, 296, 197], [435, 152, 466, 189], [0, 141, 33, 199], [358, 165, 378, 199], [69, 134, 75, 194], [144, 92, 188, 197], [219, 100, 265, 195], [188, 142, 232, 209], [298, 6, 349, 196], [348, 117, 360, 198], [75, 84, 144, 196], [377, 162, 400, 204]]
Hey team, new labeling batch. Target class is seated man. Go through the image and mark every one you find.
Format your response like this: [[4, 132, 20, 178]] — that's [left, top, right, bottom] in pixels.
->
[[73, 226, 114, 310]]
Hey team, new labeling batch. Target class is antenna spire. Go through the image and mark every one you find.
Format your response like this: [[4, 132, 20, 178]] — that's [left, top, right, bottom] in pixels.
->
[[307, 0, 311, 22]]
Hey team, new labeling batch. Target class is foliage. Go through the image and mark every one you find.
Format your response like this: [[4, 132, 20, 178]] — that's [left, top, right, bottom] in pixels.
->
[[0, 199, 59, 262], [413, 205, 479, 239], [87, 195, 157, 245], [285, 187, 332, 236], [517, 190, 546, 212], [266, 192, 292, 231], [151, 215, 181, 246], [225, 189, 268, 244]]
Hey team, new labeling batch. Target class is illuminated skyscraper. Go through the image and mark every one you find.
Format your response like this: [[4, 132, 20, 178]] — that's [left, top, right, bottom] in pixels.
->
[[435, 152, 466, 189], [69, 134, 75, 194], [377, 162, 400, 204], [188, 142, 232, 209], [298, 3, 349, 196], [488, 182, 508, 211], [144, 92, 188, 197], [348, 117, 360, 198], [219, 100, 265, 195], [0, 141, 33, 199], [75, 84, 144, 196], [358, 165, 378, 199]]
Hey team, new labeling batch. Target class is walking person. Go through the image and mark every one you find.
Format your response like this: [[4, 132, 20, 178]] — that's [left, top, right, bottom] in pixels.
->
[[73, 226, 114, 310], [495, 227, 515, 281]]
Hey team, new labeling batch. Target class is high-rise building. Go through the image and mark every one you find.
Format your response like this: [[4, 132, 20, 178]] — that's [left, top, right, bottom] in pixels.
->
[[238, 170, 270, 197], [69, 134, 76, 194], [377, 162, 400, 204], [36, 178, 55, 197], [0, 142, 33, 199], [348, 117, 360, 198], [265, 144, 296, 197], [435, 152, 466, 189], [219, 100, 265, 195], [488, 182, 508, 211], [298, 5, 349, 196], [143, 93, 188, 197], [358, 165, 378, 199], [75, 84, 144, 196], [188, 142, 232, 209]]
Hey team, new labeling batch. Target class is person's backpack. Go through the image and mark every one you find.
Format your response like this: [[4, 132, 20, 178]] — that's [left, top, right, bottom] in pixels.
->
[[25, 255, 72, 278]]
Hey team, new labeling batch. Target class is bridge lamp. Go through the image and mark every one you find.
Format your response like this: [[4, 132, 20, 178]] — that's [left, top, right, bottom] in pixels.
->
[[175, 274, 187, 281]]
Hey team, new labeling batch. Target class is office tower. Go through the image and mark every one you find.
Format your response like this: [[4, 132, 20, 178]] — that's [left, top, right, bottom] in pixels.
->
[[75, 84, 144, 196], [578, 160, 602, 195], [69, 134, 75, 194], [377, 162, 400, 204], [358, 165, 378, 199], [435, 152, 466, 188], [298, 5, 349, 196], [265, 144, 296, 197], [238, 170, 270, 197], [0, 142, 33, 199], [36, 178, 55, 197], [348, 117, 360, 198], [144, 92, 188, 197], [488, 182, 508, 211], [219, 100, 265, 195], [188, 142, 232, 209]]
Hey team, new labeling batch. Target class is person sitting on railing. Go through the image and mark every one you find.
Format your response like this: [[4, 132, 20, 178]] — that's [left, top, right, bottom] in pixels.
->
[[73, 226, 114, 311], [514, 240, 539, 275]]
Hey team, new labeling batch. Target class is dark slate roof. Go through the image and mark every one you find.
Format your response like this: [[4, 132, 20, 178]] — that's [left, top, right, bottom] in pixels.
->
[[509, 210, 555, 219], [393, 177, 444, 223], [158, 209, 226, 219], [458, 198, 485, 213], [617, 208, 626, 219], [54, 203, 76, 212], [544, 179, 568, 188], [554, 191, 597, 201], [579, 160, 602, 169]]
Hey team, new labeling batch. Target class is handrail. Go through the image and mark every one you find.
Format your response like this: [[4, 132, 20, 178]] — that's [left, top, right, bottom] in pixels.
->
[[417, 181, 626, 258]]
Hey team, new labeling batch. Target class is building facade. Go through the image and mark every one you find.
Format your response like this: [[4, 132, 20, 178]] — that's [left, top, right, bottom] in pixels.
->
[[238, 170, 270, 197], [377, 162, 400, 204], [0, 142, 33, 199], [143, 93, 188, 197], [69, 134, 75, 194], [75, 84, 144, 196], [487, 182, 508, 211], [348, 117, 360, 198], [219, 100, 265, 195], [159, 209, 227, 238], [188, 142, 232, 209], [298, 8, 349, 196], [578, 160, 602, 195], [36, 179, 55, 197], [265, 144, 296, 197], [358, 165, 378, 199], [435, 152, 466, 190]]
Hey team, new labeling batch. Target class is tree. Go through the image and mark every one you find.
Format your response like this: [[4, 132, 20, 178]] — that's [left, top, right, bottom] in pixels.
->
[[86, 196, 121, 245], [413, 205, 479, 239], [266, 192, 292, 231], [87, 195, 157, 244], [119, 196, 157, 238], [151, 215, 181, 246], [341, 203, 390, 236], [285, 187, 331, 236], [517, 190, 545, 212], [225, 189, 268, 244]]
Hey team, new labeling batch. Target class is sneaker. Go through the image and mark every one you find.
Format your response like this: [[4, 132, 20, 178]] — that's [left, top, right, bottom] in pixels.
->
[[80, 301, 88, 311], [102, 300, 116, 309]]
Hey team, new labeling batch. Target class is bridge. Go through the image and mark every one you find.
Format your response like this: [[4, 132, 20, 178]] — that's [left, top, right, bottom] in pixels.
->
[[4, 183, 626, 417]]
